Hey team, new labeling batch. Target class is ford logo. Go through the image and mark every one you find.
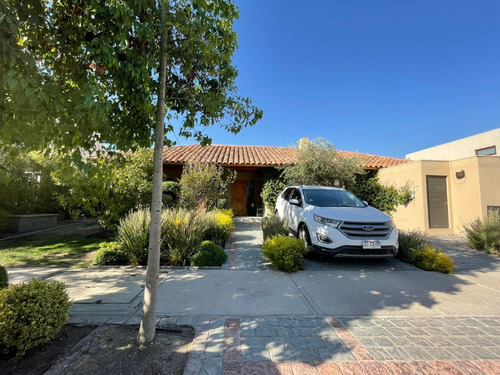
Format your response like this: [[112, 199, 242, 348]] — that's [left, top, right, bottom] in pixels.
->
[[362, 225, 374, 231]]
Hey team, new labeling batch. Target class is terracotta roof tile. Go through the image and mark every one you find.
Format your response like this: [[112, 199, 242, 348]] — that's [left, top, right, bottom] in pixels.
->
[[162, 144, 407, 169]]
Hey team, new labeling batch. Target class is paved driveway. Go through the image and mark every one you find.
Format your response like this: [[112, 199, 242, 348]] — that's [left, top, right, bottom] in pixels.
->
[[6, 217, 500, 374]]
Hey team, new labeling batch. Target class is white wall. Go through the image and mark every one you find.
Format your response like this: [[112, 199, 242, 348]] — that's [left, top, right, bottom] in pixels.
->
[[406, 128, 500, 161]]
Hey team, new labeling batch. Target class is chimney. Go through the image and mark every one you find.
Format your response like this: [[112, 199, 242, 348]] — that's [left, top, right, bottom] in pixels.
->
[[298, 137, 310, 150]]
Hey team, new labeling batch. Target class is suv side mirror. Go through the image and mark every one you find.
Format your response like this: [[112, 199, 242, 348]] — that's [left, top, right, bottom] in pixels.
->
[[362, 201, 368, 206], [289, 198, 301, 206]]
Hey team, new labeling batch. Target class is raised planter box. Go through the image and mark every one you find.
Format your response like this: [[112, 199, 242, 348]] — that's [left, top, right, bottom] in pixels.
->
[[6, 214, 59, 233]]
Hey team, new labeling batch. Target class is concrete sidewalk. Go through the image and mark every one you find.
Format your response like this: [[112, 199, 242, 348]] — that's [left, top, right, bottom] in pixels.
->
[[5, 217, 500, 374]]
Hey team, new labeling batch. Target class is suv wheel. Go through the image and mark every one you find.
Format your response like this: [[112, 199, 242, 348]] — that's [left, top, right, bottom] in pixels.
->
[[299, 224, 316, 259], [298, 224, 311, 246]]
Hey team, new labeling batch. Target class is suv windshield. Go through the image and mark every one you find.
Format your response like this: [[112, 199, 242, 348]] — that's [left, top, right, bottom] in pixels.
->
[[302, 188, 366, 208]]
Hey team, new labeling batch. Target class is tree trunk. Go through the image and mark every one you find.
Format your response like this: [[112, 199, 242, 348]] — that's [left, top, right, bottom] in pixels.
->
[[137, 0, 168, 347]]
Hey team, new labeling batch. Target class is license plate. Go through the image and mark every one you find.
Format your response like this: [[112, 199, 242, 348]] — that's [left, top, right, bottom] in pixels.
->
[[362, 241, 381, 249]]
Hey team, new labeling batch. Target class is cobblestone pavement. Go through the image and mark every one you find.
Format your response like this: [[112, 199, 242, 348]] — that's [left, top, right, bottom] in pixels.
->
[[182, 218, 500, 374], [427, 235, 500, 275], [178, 315, 500, 374], [227, 217, 270, 271]]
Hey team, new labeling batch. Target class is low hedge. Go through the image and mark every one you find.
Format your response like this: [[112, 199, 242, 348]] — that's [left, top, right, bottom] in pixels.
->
[[262, 235, 307, 273], [0, 279, 72, 357]]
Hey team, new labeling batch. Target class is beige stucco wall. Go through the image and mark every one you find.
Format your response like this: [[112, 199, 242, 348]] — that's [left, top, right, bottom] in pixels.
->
[[377, 161, 427, 232], [477, 157, 500, 216], [406, 128, 500, 161], [378, 156, 500, 234]]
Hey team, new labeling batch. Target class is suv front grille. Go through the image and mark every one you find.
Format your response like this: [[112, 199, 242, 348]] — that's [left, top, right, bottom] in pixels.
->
[[339, 221, 391, 239]]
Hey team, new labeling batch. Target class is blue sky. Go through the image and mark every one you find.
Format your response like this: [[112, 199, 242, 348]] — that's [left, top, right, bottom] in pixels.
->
[[174, 1, 500, 159]]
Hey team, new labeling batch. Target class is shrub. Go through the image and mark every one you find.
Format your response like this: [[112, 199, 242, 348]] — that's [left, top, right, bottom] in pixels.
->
[[93, 242, 130, 266], [116, 208, 151, 265], [282, 137, 364, 189], [352, 173, 413, 214], [463, 211, 500, 255], [0, 266, 8, 289], [262, 235, 308, 273], [52, 149, 154, 231], [163, 181, 180, 208], [217, 208, 234, 219], [0, 279, 72, 357], [161, 209, 210, 266], [397, 230, 429, 262], [261, 179, 287, 214], [410, 245, 454, 274], [191, 241, 228, 267], [205, 210, 234, 247], [179, 161, 236, 210], [262, 216, 289, 242], [0, 209, 9, 233]]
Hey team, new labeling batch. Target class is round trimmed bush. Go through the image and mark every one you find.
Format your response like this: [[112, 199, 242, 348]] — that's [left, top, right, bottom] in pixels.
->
[[411, 245, 454, 274], [191, 241, 227, 267], [262, 235, 308, 273], [0, 279, 72, 357], [0, 266, 8, 289], [93, 242, 130, 266]]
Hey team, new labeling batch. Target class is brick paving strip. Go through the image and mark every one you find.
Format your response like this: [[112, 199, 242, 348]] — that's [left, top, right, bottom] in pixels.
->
[[181, 316, 500, 374]]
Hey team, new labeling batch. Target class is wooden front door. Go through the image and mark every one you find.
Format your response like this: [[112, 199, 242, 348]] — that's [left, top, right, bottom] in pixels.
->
[[231, 180, 247, 216], [426, 176, 449, 228]]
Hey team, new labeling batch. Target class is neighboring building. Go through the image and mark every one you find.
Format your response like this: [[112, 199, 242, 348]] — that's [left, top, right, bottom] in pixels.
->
[[163, 142, 406, 216], [379, 128, 500, 234]]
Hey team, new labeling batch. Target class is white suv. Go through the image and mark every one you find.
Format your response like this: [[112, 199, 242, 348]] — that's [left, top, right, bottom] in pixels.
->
[[275, 186, 399, 258]]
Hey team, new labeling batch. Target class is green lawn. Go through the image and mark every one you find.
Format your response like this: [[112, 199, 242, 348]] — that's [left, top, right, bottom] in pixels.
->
[[0, 235, 110, 267]]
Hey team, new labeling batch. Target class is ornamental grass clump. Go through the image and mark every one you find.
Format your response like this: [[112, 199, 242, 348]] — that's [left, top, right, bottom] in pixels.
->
[[161, 208, 210, 266], [410, 245, 454, 274], [205, 210, 234, 247], [463, 211, 500, 255], [116, 208, 151, 265], [191, 240, 228, 267], [0, 279, 71, 358], [262, 235, 308, 273], [397, 230, 429, 262], [262, 216, 289, 242]]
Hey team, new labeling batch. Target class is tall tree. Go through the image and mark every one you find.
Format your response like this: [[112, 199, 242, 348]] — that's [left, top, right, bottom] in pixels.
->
[[137, 0, 168, 347], [284, 138, 364, 189], [1, 0, 262, 345]]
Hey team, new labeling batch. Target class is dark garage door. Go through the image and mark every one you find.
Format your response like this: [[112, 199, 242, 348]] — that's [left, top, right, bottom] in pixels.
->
[[426, 176, 449, 228]]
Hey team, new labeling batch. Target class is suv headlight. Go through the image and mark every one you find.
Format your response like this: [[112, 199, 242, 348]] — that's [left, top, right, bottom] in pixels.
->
[[313, 215, 341, 228], [388, 220, 396, 229]]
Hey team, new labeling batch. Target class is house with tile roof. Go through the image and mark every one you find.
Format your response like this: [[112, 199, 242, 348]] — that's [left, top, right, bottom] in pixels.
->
[[163, 139, 407, 216]]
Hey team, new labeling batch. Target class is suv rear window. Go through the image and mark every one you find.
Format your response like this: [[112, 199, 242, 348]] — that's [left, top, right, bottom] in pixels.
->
[[302, 188, 365, 208]]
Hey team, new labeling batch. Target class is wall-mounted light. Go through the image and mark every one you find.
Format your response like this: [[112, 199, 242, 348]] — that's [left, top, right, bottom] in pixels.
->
[[455, 170, 465, 179]]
